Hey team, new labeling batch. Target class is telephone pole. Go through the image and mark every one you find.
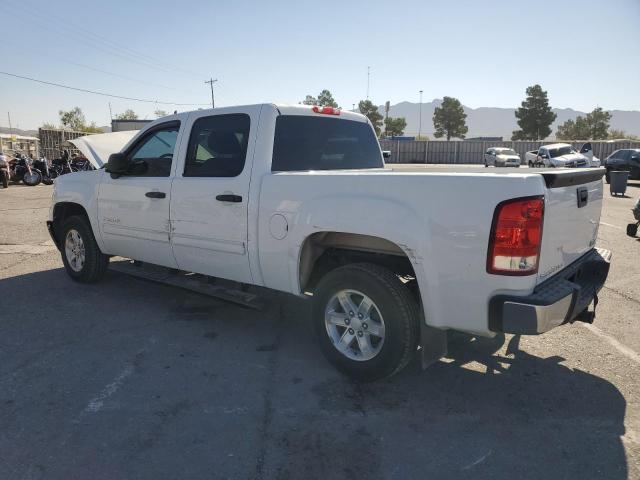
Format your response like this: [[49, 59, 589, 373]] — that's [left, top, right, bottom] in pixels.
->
[[418, 90, 423, 139], [366, 66, 370, 100], [205, 78, 218, 108]]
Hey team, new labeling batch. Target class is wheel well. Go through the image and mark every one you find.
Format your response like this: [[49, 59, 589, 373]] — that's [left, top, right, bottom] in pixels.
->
[[52, 203, 90, 243], [299, 232, 418, 294]]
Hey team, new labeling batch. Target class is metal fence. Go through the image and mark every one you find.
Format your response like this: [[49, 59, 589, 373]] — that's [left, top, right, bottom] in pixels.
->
[[379, 140, 640, 164], [38, 128, 92, 161]]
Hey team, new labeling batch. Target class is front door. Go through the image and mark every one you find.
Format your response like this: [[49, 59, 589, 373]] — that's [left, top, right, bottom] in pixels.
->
[[170, 108, 259, 283], [97, 121, 181, 268]]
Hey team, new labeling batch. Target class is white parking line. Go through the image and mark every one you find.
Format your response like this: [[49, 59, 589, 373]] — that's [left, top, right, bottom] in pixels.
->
[[582, 323, 640, 366], [599, 222, 622, 230], [83, 365, 134, 413]]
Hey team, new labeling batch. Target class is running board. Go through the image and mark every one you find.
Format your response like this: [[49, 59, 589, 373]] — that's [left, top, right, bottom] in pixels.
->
[[109, 259, 265, 310]]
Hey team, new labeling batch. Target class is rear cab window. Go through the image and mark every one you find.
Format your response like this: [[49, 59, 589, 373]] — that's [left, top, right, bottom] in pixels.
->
[[271, 115, 383, 172]]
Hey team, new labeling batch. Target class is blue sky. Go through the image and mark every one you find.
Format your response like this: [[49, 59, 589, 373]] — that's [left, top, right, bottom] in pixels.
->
[[1, 0, 638, 130]]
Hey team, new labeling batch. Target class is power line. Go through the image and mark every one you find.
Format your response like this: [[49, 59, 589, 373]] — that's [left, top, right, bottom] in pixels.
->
[[0, 71, 209, 106]]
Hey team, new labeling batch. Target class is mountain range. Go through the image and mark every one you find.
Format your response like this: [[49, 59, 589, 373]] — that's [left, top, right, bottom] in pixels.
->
[[379, 100, 640, 140]]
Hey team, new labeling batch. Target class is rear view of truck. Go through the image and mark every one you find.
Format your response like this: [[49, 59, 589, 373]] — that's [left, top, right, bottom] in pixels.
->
[[488, 169, 611, 335]]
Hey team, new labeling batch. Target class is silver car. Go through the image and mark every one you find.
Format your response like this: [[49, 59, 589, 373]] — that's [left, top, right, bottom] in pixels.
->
[[484, 147, 521, 167]]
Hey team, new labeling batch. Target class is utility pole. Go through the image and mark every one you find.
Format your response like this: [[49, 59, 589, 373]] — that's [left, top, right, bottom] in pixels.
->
[[7, 112, 13, 136], [205, 78, 218, 108], [418, 90, 423, 139], [366, 66, 370, 100], [108, 102, 113, 120]]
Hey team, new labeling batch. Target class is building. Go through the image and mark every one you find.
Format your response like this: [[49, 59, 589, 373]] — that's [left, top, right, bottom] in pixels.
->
[[0, 133, 39, 158], [111, 119, 152, 132]]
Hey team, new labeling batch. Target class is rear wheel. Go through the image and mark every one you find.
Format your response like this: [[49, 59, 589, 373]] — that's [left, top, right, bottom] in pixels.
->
[[605, 169, 611, 184], [60, 215, 109, 283], [22, 170, 41, 186], [1, 171, 8, 188], [627, 223, 638, 238], [313, 263, 419, 382]]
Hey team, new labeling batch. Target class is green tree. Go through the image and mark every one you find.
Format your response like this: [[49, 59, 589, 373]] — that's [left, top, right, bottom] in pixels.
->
[[59, 107, 87, 131], [608, 129, 639, 140], [301, 89, 338, 107], [585, 107, 611, 139], [154, 109, 168, 118], [556, 107, 612, 140], [358, 100, 384, 136], [115, 109, 138, 120], [511, 84, 556, 140], [432, 96, 468, 140], [41, 122, 57, 130], [384, 116, 407, 136], [83, 122, 103, 133]]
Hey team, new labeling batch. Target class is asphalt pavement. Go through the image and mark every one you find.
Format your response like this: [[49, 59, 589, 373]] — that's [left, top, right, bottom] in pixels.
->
[[0, 174, 638, 480]]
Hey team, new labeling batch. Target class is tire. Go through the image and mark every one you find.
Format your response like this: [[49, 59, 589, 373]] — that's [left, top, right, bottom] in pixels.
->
[[484, 161, 488, 168], [605, 169, 610, 184], [59, 215, 109, 283], [42, 176, 54, 186], [627, 223, 638, 238], [312, 263, 420, 382], [1, 172, 7, 189], [22, 170, 41, 186]]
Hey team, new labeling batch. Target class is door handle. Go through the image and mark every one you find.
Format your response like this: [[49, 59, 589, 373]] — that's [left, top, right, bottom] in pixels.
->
[[216, 194, 242, 203], [145, 191, 166, 199]]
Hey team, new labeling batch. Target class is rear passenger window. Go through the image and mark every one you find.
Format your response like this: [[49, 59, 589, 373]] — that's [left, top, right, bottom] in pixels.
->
[[272, 116, 383, 172], [184, 114, 250, 177]]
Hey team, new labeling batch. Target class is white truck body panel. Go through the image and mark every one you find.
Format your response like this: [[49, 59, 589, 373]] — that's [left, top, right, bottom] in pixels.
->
[[50, 104, 606, 337]]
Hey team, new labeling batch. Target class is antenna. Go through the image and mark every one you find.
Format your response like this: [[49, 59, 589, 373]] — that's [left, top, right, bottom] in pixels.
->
[[366, 66, 370, 100]]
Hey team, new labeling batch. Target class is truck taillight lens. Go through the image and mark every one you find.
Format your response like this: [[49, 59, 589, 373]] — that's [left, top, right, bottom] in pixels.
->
[[487, 196, 544, 275]]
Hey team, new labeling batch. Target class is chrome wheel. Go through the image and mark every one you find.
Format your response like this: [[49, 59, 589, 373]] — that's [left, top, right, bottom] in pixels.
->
[[64, 229, 85, 272], [324, 289, 385, 361]]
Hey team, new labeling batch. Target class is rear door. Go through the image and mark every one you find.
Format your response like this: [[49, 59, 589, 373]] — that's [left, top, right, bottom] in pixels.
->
[[536, 170, 604, 283], [169, 106, 261, 283]]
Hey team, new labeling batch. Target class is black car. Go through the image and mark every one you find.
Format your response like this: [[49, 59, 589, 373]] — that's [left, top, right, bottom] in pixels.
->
[[604, 148, 640, 183]]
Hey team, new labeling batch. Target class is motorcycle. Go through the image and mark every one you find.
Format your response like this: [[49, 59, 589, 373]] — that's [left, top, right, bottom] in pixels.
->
[[51, 150, 78, 177], [32, 156, 54, 185], [0, 154, 10, 188], [9, 153, 42, 186], [71, 154, 93, 172]]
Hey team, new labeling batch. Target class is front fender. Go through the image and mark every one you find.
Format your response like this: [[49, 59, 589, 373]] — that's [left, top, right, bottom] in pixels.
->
[[51, 171, 105, 251]]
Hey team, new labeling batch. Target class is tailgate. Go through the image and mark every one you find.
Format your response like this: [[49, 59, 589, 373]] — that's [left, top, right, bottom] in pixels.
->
[[536, 169, 604, 284]]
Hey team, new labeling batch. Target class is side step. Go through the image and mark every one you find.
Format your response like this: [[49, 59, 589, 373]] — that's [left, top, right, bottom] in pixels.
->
[[109, 259, 265, 310]]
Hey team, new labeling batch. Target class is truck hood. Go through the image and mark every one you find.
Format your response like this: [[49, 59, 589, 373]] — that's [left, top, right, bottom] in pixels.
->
[[68, 131, 138, 168], [553, 153, 586, 163]]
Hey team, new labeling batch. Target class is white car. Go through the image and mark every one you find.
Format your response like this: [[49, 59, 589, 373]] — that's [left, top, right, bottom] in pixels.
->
[[527, 143, 589, 168], [48, 104, 611, 381], [484, 147, 521, 167]]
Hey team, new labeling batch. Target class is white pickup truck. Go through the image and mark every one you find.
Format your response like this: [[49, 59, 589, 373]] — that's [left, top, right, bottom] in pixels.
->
[[48, 104, 611, 381]]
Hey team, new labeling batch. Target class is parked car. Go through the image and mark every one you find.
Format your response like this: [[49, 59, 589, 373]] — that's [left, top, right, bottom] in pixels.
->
[[484, 147, 521, 167], [48, 104, 611, 381], [604, 148, 640, 183], [526, 143, 588, 168]]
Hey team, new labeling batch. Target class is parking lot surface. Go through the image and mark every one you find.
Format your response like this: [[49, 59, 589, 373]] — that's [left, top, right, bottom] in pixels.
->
[[1, 172, 639, 480]]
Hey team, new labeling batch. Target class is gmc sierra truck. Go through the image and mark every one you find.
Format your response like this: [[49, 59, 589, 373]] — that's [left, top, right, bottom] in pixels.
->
[[48, 104, 611, 381]]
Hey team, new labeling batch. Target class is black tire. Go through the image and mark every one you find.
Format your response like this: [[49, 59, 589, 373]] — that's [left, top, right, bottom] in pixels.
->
[[605, 169, 610, 184], [627, 223, 638, 238], [42, 176, 54, 186], [1, 172, 7, 188], [22, 170, 41, 186], [312, 263, 420, 382], [59, 215, 109, 283]]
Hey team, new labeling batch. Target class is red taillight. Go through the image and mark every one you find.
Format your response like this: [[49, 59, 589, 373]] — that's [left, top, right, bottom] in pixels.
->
[[312, 105, 340, 115], [487, 196, 544, 275]]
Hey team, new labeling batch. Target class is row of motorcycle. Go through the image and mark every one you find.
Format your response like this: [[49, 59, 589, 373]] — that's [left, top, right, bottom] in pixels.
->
[[0, 150, 93, 189]]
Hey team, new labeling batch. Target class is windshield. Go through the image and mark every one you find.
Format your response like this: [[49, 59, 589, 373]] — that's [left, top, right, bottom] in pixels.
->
[[549, 146, 575, 158], [272, 116, 383, 171], [496, 149, 518, 156]]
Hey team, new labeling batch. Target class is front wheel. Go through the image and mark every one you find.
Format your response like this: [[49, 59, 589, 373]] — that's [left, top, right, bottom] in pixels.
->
[[42, 176, 54, 185], [1, 171, 8, 188], [605, 169, 610, 184], [60, 215, 109, 283], [313, 263, 420, 382], [22, 170, 42, 186]]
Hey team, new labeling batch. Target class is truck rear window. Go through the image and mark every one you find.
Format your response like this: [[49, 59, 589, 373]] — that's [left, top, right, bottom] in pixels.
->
[[271, 116, 383, 172]]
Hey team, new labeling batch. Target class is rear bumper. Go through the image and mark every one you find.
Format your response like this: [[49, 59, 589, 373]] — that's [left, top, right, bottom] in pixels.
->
[[489, 248, 611, 334]]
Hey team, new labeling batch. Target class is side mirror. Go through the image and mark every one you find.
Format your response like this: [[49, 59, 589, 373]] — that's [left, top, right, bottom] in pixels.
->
[[540, 154, 549, 159], [382, 150, 391, 159], [631, 155, 640, 161], [105, 153, 129, 177]]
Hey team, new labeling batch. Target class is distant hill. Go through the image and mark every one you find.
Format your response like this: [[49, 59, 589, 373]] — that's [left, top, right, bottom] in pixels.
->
[[0, 127, 38, 137], [377, 100, 640, 140]]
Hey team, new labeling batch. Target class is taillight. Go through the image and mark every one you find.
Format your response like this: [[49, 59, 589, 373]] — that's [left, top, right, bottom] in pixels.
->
[[487, 196, 544, 275], [312, 106, 340, 115]]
